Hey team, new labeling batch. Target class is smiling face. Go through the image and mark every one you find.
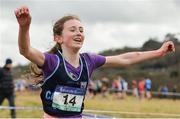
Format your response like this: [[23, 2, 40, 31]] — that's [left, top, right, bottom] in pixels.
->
[[55, 19, 85, 52]]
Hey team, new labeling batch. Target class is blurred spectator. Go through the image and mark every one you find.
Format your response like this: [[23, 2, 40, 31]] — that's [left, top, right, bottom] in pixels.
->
[[87, 79, 96, 98], [94, 79, 102, 95], [112, 79, 119, 91], [15, 79, 27, 91], [121, 79, 128, 98], [145, 78, 152, 100], [132, 80, 139, 98], [0, 58, 16, 118], [138, 79, 145, 100], [118, 76, 124, 99], [112, 77, 122, 99], [172, 85, 177, 101], [160, 85, 169, 98], [101, 77, 109, 98]]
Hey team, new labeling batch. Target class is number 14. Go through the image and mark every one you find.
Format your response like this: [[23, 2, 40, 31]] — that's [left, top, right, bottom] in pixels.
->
[[63, 95, 76, 106]]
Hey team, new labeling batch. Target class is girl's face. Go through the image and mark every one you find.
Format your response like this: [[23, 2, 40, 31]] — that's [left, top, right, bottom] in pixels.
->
[[60, 19, 84, 51]]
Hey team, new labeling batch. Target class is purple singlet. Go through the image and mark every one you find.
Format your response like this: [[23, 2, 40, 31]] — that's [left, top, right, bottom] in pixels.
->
[[42, 53, 106, 80]]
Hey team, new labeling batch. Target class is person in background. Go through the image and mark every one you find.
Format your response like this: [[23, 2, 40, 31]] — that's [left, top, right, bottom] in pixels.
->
[[172, 85, 177, 101], [0, 58, 16, 118], [145, 78, 152, 99], [117, 76, 123, 99], [139, 78, 145, 100], [87, 79, 95, 98], [160, 85, 169, 98], [112, 77, 121, 99], [122, 79, 128, 98], [101, 76, 109, 98], [132, 80, 139, 98]]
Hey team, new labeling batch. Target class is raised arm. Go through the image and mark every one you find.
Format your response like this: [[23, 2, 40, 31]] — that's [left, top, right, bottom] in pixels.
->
[[14, 6, 45, 67], [103, 41, 175, 67]]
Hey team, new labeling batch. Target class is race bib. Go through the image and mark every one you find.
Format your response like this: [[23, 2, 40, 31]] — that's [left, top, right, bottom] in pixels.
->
[[52, 86, 85, 112]]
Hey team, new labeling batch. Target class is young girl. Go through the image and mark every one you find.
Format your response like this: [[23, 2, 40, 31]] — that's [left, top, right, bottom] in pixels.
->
[[15, 6, 175, 118]]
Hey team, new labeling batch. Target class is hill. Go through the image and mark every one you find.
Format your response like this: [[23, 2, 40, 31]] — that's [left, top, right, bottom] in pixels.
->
[[13, 33, 180, 92]]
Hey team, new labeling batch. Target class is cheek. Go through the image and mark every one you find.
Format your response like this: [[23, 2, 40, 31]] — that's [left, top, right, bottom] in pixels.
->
[[66, 39, 72, 44], [62, 33, 74, 43]]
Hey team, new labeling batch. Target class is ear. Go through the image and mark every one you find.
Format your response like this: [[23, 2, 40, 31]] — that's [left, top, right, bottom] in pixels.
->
[[54, 35, 63, 44]]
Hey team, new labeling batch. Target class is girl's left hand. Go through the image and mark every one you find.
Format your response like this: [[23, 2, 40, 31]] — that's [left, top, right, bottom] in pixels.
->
[[158, 41, 175, 57]]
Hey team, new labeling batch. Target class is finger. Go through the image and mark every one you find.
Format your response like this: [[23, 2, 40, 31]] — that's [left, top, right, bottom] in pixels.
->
[[169, 42, 175, 51], [19, 8, 26, 15], [21, 6, 28, 13], [21, 7, 26, 14], [22, 6, 28, 13], [168, 44, 173, 51], [168, 43, 176, 52], [15, 9, 21, 18], [22, 6, 30, 16], [172, 44, 176, 52], [17, 8, 22, 17], [24, 7, 29, 14], [19, 8, 29, 17], [14, 10, 18, 17], [173, 48, 175, 52]]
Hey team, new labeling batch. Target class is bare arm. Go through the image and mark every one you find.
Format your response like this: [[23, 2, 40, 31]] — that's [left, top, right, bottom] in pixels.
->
[[103, 41, 175, 67], [15, 6, 45, 67]]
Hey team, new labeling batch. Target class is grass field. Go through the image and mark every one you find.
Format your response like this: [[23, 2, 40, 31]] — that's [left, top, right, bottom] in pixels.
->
[[0, 91, 180, 118]]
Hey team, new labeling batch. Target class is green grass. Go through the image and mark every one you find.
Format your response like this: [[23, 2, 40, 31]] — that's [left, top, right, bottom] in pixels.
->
[[1, 91, 180, 118]]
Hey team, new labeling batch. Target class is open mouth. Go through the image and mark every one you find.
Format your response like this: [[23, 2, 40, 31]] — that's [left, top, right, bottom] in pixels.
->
[[73, 38, 82, 42]]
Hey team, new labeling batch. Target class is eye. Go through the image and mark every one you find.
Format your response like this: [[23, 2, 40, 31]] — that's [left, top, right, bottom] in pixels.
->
[[79, 27, 84, 33], [70, 28, 76, 32], [80, 30, 83, 33]]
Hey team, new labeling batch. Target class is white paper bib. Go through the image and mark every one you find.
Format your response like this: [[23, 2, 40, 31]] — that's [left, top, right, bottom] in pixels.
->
[[52, 86, 85, 112]]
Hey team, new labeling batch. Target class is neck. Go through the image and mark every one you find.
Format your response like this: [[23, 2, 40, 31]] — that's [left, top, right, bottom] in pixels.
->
[[62, 48, 80, 68]]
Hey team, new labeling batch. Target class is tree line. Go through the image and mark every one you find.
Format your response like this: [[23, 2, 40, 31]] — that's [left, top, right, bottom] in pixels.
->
[[13, 33, 180, 92]]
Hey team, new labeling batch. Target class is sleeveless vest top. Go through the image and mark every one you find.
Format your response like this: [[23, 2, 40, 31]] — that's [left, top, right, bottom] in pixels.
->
[[40, 50, 89, 117]]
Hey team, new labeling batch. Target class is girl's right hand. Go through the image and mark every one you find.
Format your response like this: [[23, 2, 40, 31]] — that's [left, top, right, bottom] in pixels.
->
[[14, 6, 31, 28]]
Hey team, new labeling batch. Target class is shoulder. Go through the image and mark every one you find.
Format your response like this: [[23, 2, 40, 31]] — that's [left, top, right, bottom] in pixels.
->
[[42, 53, 59, 78], [43, 53, 59, 64], [81, 52, 106, 69], [81, 52, 106, 62], [42, 53, 59, 67]]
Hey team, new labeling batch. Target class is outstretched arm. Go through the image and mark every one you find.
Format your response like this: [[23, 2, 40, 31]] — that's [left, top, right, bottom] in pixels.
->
[[103, 41, 175, 67], [15, 6, 45, 67]]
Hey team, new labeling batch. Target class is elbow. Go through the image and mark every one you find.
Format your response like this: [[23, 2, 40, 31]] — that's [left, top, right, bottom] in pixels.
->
[[119, 60, 131, 67], [124, 60, 133, 67], [19, 48, 30, 58], [19, 49, 24, 55], [115, 59, 131, 67], [122, 63, 130, 67], [19, 48, 26, 55]]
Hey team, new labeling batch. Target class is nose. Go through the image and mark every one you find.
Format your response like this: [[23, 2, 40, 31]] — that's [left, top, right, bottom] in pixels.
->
[[76, 30, 82, 35]]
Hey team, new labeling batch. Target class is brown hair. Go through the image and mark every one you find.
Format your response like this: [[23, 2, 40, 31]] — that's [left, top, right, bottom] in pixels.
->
[[30, 15, 81, 84]]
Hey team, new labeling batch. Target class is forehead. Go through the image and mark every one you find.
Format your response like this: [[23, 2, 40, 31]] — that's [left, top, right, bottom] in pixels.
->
[[63, 19, 83, 28]]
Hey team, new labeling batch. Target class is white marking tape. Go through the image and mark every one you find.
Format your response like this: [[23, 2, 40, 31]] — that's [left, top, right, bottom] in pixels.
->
[[84, 109, 180, 117], [0, 106, 180, 117]]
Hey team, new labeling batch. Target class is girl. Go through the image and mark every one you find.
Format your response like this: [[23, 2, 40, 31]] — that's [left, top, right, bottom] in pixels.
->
[[15, 6, 175, 118]]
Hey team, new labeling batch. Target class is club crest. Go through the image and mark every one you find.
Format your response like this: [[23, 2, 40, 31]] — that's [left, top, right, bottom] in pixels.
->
[[80, 82, 87, 89]]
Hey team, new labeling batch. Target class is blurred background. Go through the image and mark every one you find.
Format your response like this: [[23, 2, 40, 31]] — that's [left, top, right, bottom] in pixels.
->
[[0, 0, 180, 118]]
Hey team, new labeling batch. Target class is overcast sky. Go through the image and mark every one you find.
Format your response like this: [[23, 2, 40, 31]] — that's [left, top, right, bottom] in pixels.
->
[[0, 0, 180, 66]]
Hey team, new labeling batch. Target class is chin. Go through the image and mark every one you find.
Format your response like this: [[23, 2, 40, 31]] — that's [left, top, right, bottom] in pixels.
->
[[75, 46, 82, 50], [74, 44, 83, 48], [73, 46, 82, 51]]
